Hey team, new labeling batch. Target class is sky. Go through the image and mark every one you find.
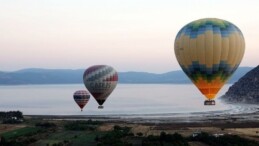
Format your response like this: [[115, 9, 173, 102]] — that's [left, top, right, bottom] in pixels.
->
[[0, 0, 258, 73]]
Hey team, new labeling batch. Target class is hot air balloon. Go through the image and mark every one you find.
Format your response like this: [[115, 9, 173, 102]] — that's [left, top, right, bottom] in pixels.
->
[[174, 18, 245, 105], [73, 90, 90, 111], [83, 65, 118, 109]]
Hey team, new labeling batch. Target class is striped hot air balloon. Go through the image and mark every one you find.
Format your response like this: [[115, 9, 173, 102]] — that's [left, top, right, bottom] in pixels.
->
[[83, 65, 118, 109], [174, 18, 245, 105], [73, 90, 90, 111]]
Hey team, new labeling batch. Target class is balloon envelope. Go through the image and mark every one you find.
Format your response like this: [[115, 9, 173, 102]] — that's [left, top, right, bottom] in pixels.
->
[[83, 65, 118, 108], [174, 18, 245, 100], [73, 90, 90, 111]]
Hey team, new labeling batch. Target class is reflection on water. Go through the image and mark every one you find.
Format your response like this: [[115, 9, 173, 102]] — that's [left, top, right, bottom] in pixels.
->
[[0, 84, 233, 115]]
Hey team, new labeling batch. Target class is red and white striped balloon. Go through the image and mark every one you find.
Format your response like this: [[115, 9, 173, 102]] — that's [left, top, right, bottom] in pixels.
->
[[73, 90, 90, 111], [83, 65, 118, 109]]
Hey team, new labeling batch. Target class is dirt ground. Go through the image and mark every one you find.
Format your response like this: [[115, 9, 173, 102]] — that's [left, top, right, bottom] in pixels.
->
[[188, 141, 210, 146], [97, 122, 259, 142], [227, 128, 259, 136], [0, 124, 26, 134]]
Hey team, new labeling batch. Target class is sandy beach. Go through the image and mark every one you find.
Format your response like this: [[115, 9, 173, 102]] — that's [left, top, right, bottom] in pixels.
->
[[24, 103, 259, 123]]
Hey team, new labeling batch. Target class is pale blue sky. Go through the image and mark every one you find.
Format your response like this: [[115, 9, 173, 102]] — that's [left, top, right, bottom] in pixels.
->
[[0, 0, 258, 73]]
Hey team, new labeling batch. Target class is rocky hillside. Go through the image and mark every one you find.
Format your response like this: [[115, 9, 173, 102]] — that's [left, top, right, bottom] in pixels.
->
[[221, 65, 259, 104]]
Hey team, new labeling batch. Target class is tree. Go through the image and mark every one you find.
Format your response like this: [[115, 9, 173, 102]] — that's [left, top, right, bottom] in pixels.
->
[[137, 132, 143, 137]]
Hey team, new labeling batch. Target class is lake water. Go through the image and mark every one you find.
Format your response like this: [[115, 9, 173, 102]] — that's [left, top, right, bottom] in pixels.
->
[[0, 84, 238, 116]]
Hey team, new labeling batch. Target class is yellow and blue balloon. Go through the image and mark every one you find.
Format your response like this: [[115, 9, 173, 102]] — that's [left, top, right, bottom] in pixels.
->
[[174, 18, 245, 105]]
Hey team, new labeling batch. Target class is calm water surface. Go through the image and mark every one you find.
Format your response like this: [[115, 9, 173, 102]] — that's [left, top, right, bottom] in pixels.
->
[[0, 84, 232, 115]]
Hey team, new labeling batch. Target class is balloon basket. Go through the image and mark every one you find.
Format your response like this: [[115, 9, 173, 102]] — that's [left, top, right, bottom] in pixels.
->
[[204, 100, 215, 105], [98, 105, 104, 109]]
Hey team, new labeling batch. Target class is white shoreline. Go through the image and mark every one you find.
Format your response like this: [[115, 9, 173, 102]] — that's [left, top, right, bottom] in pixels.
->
[[24, 104, 259, 123]]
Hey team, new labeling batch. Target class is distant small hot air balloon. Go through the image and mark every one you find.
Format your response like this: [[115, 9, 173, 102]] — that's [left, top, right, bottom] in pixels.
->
[[174, 18, 245, 105], [73, 90, 90, 111], [83, 65, 118, 109]]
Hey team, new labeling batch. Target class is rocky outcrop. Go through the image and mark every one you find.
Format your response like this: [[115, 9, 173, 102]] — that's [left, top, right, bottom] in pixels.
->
[[221, 65, 259, 104]]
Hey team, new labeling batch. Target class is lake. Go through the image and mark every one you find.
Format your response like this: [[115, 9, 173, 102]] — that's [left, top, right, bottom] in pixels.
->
[[0, 84, 239, 116]]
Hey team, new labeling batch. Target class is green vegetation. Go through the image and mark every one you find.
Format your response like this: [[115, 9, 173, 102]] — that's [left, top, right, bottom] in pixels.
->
[[190, 132, 259, 146], [33, 120, 104, 146], [1, 119, 259, 146], [64, 119, 102, 131], [95, 126, 189, 146], [142, 132, 189, 146], [0, 111, 23, 124], [1, 127, 41, 146], [35, 131, 104, 146], [0, 111, 23, 119], [2, 127, 40, 140], [35, 122, 57, 128], [96, 125, 133, 146]]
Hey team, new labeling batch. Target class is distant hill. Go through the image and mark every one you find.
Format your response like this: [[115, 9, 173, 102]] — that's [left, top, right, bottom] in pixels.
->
[[119, 70, 189, 84], [221, 65, 259, 104], [0, 68, 85, 85], [0, 67, 253, 85]]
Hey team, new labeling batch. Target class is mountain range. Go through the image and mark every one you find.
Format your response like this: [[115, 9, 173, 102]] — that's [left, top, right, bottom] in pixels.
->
[[0, 67, 253, 85]]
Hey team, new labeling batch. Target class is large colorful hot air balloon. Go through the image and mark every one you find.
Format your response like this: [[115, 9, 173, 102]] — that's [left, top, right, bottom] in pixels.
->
[[83, 65, 118, 109], [174, 18, 245, 105], [73, 90, 90, 111]]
